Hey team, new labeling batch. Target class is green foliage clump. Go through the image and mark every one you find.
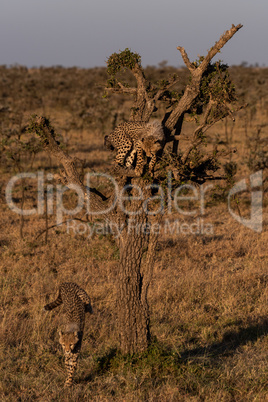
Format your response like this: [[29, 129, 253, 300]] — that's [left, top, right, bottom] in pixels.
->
[[27, 115, 64, 150], [0, 114, 43, 172], [95, 340, 179, 379], [27, 115, 54, 146], [107, 48, 141, 76], [192, 59, 237, 118]]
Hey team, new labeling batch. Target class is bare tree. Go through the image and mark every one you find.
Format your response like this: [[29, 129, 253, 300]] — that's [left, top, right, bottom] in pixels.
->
[[29, 24, 243, 354]]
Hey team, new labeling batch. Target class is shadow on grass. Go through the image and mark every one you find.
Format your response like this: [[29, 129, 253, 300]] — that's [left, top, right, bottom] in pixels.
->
[[82, 348, 118, 383], [80, 317, 268, 384], [81, 341, 180, 384], [180, 317, 268, 362], [158, 235, 225, 252]]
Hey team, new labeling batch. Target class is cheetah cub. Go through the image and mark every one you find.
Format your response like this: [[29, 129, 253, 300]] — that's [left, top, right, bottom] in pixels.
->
[[105, 120, 165, 176], [44, 282, 93, 387]]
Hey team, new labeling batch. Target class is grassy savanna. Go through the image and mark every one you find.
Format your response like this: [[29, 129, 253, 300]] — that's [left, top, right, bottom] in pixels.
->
[[0, 64, 267, 401]]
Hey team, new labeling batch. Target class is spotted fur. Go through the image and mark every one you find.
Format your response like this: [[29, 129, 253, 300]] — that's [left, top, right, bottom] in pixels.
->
[[44, 282, 93, 387], [105, 120, 165, 175]]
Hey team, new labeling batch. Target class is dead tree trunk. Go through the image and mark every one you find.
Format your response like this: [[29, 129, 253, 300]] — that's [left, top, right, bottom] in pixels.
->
[[113, 178, 161, 353], [31, 24, 243, 355], [117, 217, 150, 353]]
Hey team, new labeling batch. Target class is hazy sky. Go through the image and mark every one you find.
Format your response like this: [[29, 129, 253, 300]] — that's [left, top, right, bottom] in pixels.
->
[[0, 0, 267, 68]]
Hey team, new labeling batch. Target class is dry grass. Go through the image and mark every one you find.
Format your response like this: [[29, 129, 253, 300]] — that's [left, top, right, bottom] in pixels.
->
[[0, 66, 267, 401]]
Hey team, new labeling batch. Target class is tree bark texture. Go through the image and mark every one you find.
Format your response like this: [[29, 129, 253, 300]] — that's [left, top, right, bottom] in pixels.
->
[[117, 214, 150, 354], [114, 179, 161, 353]]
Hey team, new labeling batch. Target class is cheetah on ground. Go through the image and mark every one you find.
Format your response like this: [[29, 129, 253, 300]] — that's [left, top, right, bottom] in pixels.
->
[[44, 282, 93, 387]]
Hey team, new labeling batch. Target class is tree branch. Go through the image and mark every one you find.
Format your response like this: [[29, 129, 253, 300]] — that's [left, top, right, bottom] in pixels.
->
[[181, 100, 246, 165], [181, 97, 215, 164], [164, 24, 243, 132], [29, 116, 114, 218], [199, 24, 243, 74], [105, 85, 137, 95], [177, 46, 195, 72]]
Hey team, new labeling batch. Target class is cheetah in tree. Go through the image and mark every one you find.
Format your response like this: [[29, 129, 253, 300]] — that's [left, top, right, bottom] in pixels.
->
[[44, 282, 93, 387], [104, 120, 165, 176]]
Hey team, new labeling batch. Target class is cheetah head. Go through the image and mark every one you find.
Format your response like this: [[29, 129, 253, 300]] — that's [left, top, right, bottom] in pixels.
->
[[142, 136, 163, 157], [59, 330, 79, 355]]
